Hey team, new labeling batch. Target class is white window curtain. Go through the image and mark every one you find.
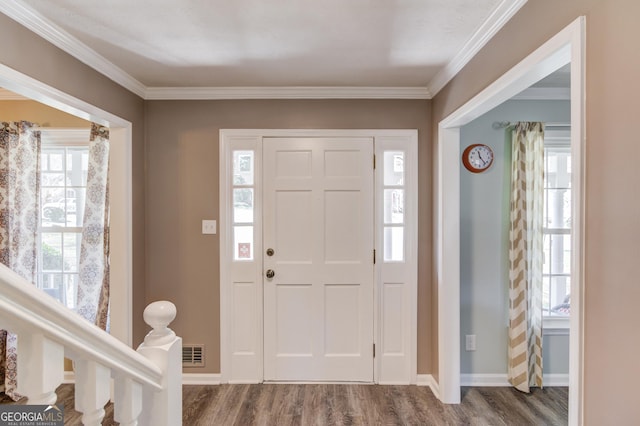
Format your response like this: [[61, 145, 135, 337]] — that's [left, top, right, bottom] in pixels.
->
[[0, 121, 41, 400], [507, 121, 545, 393], [76, 123, 110, 330]]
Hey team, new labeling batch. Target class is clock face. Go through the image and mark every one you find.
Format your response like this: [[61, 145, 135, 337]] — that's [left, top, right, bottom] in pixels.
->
[[462, 144, 494, 173]]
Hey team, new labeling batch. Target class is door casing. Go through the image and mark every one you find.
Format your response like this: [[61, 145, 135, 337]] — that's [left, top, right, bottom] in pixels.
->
[[435, 17, 585, 426], [220, 129, 418, 384]]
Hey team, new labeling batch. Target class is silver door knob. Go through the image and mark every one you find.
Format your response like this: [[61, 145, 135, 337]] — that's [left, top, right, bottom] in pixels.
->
[[265, 269, 275, 279]]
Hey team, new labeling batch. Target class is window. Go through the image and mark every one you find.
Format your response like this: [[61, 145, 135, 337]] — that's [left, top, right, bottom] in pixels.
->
[[232, 150, 255, 260], [542, 142, 571, 319], [382, 151, 405, 261], [37, 140, 89, 309]]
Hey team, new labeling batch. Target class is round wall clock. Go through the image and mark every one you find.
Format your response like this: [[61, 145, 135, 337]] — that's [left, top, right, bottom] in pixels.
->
[[462, 144, 494, 173]]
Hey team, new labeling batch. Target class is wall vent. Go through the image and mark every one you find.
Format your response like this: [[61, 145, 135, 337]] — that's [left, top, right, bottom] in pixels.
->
[[182, 344, 205, 367]]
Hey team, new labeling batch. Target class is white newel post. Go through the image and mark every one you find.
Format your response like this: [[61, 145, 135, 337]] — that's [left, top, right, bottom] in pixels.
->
[[137, 301, 182, 426]]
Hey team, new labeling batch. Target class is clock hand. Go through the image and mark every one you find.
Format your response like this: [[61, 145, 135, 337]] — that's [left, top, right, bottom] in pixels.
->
[[477, 151, 486, 166]]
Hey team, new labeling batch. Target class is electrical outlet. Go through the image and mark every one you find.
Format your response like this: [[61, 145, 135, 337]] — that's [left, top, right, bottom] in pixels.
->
[[465, 334, 476, 351], [202, 220, 217, 235]]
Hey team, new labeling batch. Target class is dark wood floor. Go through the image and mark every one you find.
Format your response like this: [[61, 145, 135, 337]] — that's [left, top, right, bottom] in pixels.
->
[[4, 384, 568, 425]]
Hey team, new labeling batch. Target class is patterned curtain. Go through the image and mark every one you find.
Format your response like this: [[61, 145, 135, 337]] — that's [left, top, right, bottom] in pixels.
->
[[507, 122, 545, 393], [0, 121, 41, 400], [76, 123, 110, 330]]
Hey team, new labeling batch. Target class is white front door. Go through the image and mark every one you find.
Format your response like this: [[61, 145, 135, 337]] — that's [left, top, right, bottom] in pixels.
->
[[263, 137, 374, 381]]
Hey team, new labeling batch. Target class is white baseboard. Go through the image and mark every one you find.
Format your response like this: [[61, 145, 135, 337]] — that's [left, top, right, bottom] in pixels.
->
[[182, 373, 221, 385], [461, 373, 569, 387], [416, 374, 440, 400], [461, 374, 510, 387], [63, 371, 75, 384], [60, 372, 222, 385], [415, 374, 433, 386], [57, 371, 568, 389], [544, 374, 570, 386]]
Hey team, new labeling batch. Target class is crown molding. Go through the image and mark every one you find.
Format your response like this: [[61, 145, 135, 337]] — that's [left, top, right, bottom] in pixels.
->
[[0, 0, 146, 98], [145, 86, 432, 100], [427, 0, 528, 97], [1, 0, 524, 101], [511, 87, 570, 100], [0, 0, 431, 100]]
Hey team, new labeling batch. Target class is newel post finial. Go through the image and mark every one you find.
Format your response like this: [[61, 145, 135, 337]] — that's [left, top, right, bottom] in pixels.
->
[[143, 301, 177, 346], [137, 301, 182, 426]]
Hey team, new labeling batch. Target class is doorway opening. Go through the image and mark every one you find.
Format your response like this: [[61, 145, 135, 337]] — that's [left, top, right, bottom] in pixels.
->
[[436, 17, 585, 425], [0, 63, 134, 346]]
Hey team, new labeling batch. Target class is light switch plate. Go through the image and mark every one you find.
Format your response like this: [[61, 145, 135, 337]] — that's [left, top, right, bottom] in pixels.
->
[[202, 220, 216, 235], [465, 334, 476, 351]]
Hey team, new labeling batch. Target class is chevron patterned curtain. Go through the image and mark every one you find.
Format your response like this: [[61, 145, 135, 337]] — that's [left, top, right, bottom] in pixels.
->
[[507, 122, 544, 393]]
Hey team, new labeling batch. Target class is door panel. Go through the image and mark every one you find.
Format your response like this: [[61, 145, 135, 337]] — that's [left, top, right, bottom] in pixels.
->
[[263, 137, 374, 381], [275, 190, 313, 261]]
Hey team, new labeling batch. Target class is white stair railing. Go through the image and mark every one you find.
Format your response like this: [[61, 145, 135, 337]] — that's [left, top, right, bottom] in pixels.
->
[[0, 264, 182, 425]]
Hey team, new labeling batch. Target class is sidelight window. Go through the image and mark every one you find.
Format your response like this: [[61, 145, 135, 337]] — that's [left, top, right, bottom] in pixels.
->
[[382, 151, 405, 261], [232, 150, 255, 260]]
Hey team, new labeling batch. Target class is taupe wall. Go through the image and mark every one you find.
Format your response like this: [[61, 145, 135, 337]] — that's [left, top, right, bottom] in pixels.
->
[[433, 0, 640, 422], [144, 99, 432, 373], [0, 13, 148, 344], [5, 0, 640, 419]]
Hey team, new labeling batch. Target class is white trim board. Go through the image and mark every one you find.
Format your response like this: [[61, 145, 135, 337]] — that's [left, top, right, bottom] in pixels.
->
[[460, 374, 569, 387], [435, 17, 585, 426], [428, 0, 528, 95], [144, 86, 431, 100], [0, 62, 129, 128], [0, 0, 146, 98], [416, 374, 440, 400], [1, 0, 526, 100], [511, 87, 571, 101], [63, 371, 75, 384], [182, 374, 222, 386]]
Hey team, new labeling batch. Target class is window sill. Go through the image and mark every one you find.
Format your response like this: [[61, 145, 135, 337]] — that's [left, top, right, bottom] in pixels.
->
[[543, 316, 570, 335]]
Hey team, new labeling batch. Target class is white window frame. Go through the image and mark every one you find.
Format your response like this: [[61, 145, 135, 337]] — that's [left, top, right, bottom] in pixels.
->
[[230, 151, 256, 262], [37, 129, 90, 309], [543, 130, 571, 330]]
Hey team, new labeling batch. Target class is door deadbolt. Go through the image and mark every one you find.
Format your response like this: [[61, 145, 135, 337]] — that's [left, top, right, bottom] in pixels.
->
[[266, 248, 275, 256], [265, 269, 275, 279]]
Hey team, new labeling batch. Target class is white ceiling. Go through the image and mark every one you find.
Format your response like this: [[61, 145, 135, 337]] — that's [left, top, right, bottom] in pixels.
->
[[0, 0, 530, 98]]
